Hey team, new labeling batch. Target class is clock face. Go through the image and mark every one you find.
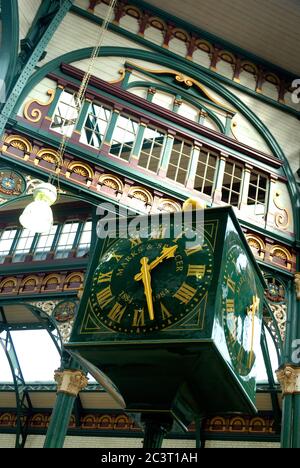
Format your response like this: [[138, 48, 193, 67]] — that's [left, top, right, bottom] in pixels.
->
[[222, 244, 261, 376], [90, 225, 214, 334]]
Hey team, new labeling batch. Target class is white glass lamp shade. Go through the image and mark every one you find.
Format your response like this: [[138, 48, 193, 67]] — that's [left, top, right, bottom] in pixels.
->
[[19, 200, 54, 233], [19, 183, 57, 233]]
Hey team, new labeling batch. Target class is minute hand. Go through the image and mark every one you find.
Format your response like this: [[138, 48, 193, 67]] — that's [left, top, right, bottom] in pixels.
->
[[134, 245, 178, 282]]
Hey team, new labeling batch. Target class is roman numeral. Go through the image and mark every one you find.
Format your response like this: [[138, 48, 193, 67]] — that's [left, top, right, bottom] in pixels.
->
[[98, 271, 113, 283], [107, 303, 126, 323], [173, 283, 196, 304], [185, 246, 202, 256], [132, 308, 145, 327], [130, 236, 142, 248], [187, 265, 206, 277], [97, 286, 113, 308], [226, 299, 235, 313], [160, 302, 172, 321], [226, 277, 236, 293]]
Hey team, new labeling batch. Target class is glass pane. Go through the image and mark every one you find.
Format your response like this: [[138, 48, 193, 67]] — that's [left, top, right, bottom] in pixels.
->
[[11, 330, 60, 382], [0, 229, 17, 264], [51, 91, 79, 137], [33, 226, 57, 261], [55, 223, 79, 259], [77, 221, 92, 258], [12, 229, 35, 263], [81, 103, 111, 149]]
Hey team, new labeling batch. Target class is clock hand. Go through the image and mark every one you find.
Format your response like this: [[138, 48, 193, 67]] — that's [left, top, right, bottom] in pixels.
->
[[247, 295, 260, 367], [139, 257, 155, 321], [134, 245, 178, 282]]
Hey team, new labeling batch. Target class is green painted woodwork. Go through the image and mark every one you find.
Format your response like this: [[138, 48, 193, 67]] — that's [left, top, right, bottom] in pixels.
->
[[131, 123, 146, 158], [67, 207, 265, 432], [213, 155, 227, 197], [44, 392, 76, 448], [47, 85, 64, 119], [159, 133, 174, 173], [186, 145, 201, 190], [0, 0, 75, 137], [103, 110, 120, 145], [74, 98, 90, 133]]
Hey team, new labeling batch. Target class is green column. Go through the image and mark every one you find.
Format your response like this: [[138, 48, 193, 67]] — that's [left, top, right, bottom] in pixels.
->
[[212, 152, 228, 203], [292, 395, 300, 447], [186, 143, 202, 189], [281, 394, 293, 448], [158, 132, 175, 177], [103, 109, 120, 146], [239, 164, 252, 209], [131, 122, 147, 163], [73, 98, 91, 135], [141, 414, 173, 449], [44, 359, 88, 448]]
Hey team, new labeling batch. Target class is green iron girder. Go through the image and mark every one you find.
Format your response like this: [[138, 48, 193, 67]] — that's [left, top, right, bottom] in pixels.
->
[[0, 0, 19, 97], [0, 307, 32, 448], [0, 0, 75, 137]]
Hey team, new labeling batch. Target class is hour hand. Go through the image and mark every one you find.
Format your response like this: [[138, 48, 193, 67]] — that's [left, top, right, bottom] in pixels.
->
[[134, 245, 178, 282], [139, 257, 155, 321]]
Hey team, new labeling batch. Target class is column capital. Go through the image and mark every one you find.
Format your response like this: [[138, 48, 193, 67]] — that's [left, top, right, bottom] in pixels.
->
[[54, 369, 88, 397], [295, 272, 300, 300], [276, 365, 300, 396]]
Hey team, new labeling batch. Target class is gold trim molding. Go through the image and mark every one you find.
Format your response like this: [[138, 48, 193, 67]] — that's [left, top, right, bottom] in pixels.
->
[[23, 89, 55, 123], [276, 365, 300, 396], [54, 369, 88, 396]]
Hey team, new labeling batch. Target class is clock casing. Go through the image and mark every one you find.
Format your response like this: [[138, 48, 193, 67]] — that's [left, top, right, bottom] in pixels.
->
[[67, 207, 265, 428]]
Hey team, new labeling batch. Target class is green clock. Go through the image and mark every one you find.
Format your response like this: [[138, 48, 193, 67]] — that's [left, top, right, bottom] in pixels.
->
[[90, 225, 214, 334], [222, 244, 262, 377], [67, 207, 266, 427]]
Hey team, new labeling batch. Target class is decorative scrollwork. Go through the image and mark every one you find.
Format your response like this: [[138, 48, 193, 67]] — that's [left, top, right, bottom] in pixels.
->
[[23, 89, 55, 123], [175, 73, 194, 87], [273, 191, 289, 230], [28, 300, 60, 317]]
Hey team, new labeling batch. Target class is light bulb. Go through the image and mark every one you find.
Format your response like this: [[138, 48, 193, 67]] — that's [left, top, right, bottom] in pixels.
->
[[19, 200, 54, 233], [19, 182, 57, 234]]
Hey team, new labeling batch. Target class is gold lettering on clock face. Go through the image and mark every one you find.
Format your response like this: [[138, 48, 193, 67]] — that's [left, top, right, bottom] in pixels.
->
[[132, 308, 145, 327], [160, 302, 172, 321], [108, 303, 126, 323], [97, 286, 113, 308], [173, 282, 196, 304], [91, 223, 215, 333], [187, 265, 206, 277], [185, 246, 202, 256], [98, 271, 113, 283]]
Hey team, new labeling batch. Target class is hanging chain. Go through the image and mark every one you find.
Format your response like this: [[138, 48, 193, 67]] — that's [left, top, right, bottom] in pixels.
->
[[50, 0, 117, 186]]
